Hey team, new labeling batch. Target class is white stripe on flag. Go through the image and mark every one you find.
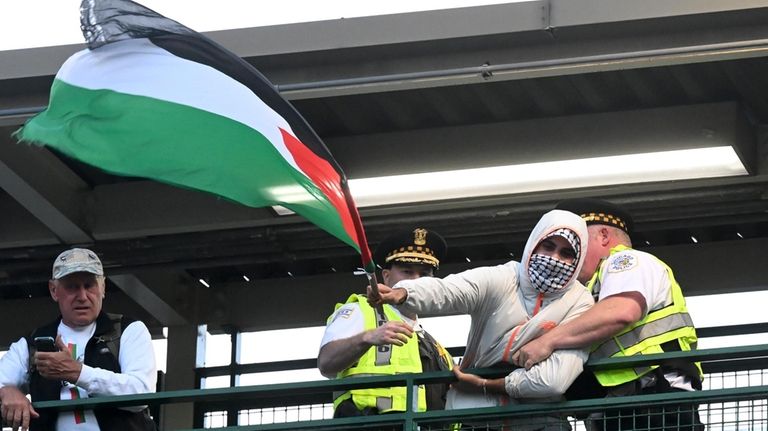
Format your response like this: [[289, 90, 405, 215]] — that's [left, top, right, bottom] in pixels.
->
[[58, 38, 304, 174]]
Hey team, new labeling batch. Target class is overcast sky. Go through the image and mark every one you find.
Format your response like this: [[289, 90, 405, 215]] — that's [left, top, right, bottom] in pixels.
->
[[0, 0, 519, 51]]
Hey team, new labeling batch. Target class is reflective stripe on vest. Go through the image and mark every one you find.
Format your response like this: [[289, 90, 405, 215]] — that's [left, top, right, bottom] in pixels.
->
[[373, 305, 393, 366], [587, 245, 703, 387], [330, 294, 426, 413], [592, 312, 695, 359]]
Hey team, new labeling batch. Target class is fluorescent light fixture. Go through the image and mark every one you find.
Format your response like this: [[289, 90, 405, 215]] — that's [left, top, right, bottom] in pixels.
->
[[274, 146, 746, 214], [348, 146, 746, 207]]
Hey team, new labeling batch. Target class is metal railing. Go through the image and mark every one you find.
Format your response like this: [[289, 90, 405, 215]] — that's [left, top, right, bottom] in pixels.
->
[[29, 339, 768, 430]]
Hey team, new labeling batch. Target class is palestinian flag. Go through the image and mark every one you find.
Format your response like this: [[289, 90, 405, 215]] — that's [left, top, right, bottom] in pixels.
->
[[16, 0, 373, 270]]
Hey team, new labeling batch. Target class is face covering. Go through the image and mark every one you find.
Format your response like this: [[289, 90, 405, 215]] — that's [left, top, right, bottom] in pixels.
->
[[528, 254, 577, 294], [527, 228, 580, 294]]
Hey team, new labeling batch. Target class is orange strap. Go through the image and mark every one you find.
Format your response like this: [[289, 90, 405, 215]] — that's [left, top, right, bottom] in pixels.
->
[[531, 293, 545, 315], [502, 325, 523, 363]]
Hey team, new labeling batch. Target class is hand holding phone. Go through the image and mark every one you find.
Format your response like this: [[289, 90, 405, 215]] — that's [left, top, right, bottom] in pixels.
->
[[33, 336, 57, 352]]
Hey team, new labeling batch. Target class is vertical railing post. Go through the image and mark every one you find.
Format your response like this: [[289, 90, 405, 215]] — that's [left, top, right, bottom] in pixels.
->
[[226, 326, 239, 426], [403, 374, 416, 431]]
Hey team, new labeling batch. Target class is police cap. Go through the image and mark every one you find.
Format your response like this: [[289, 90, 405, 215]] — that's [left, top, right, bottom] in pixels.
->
[[556, 198, 634, 235], [374, 227, 447, 270]]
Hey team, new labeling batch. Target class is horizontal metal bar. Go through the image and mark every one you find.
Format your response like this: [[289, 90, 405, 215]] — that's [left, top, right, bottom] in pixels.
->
[[194, 331, 766, 379], [276, 38, 768, 99], [178, 385, 768, 431], [36, 343, 768, 413], [703, 356, 767, 374], [697, 322, 768, 338], [585, 343, 768, 371], [196, 358, 317, 378], [195, 346, 467, 378], [34, 371, 459, 412]]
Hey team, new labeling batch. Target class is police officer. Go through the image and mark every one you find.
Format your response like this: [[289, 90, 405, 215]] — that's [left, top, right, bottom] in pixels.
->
[[513, 198, 704, 431], [318, 227, 453, 423]]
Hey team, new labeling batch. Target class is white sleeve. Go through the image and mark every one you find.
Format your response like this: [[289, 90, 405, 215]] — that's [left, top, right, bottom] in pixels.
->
[[76, 320, 157, 401], [504, 348, 588, 398], [395, 264, 514, 317], [319, 303, 365, 348], [0, 338, 30, 390], [597, 251, 669, 315]]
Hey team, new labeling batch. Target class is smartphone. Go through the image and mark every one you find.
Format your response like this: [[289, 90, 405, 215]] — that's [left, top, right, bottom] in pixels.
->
[[33, 336, 57, 352]]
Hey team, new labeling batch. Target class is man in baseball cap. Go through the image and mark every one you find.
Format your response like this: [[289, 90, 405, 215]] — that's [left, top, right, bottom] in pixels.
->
[[0, 248, 158, 430]]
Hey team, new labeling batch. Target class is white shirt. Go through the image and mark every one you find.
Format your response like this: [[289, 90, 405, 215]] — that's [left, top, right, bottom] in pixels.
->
[[598, 248, 695, 391], [597, 248, 671, 314], [0, 319, 157, 430], [320, 302, 416, 349]]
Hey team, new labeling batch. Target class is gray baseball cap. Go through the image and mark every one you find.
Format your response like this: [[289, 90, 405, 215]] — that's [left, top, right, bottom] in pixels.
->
[[51, 248, 104, 280]]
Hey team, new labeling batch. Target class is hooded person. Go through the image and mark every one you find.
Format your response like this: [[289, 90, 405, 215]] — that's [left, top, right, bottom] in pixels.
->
[[371, 210, 594, 423]]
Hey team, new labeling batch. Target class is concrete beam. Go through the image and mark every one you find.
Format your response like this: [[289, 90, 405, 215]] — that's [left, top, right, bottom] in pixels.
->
[[88, 181, 276, 240], [328, 102, 754, 177], [109, 273, 188, 327], [0, 192, 60, 248], [549, 0, 768, 27], [0, 133, 92, 244]]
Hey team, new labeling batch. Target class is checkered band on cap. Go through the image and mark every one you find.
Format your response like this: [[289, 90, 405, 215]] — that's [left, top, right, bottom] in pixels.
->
[[581, 212, 628, 233], [385, 246, 439, 268]]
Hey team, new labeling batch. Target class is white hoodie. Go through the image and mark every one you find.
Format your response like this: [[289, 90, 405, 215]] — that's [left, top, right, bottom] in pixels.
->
[[393, 209, 594, 404]]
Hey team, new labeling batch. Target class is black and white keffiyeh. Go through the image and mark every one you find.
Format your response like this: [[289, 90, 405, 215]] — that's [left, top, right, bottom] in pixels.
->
[[527, 228, 581, 294]]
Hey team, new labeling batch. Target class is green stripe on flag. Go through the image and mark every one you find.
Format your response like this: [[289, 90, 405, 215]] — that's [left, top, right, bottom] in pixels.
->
[[17, 79, 357, 249]]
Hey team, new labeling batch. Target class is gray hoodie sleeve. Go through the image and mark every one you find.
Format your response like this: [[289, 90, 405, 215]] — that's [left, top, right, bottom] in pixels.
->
[[394, 264, 516, 317], [504, 348, 588, 398], [504, 288, 594, 398]]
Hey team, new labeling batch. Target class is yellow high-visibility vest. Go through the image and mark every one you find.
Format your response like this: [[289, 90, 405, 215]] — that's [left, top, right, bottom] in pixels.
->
[[331, 294, 427, 413], [587, 245, 703, 387]]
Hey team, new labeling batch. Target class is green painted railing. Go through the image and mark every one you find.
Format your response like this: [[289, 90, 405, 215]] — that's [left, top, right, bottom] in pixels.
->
[[30, 343, 768, 430]]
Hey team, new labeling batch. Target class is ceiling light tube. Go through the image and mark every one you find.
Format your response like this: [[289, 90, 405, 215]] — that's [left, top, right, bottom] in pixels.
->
[[347, 146, 747, 207], [273, 146, 747, 214]]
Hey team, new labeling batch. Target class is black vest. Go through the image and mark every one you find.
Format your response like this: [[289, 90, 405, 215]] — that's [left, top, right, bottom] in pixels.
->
[[27, 312, 156, 431]]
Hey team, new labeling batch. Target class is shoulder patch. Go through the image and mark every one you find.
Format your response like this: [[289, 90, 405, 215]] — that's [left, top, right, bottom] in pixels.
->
[[330, 305, 356, 324], [337, 308, 355, 319], [607, 253, 638, 273]]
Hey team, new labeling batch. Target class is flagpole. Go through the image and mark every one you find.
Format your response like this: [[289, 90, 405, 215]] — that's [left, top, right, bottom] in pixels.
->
[[340, 180, 381, 300]]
